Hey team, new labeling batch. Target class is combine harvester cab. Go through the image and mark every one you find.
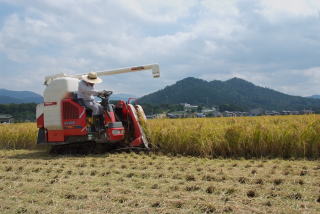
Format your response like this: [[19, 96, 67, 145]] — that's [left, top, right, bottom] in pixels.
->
[[36, 64, 159, 151]]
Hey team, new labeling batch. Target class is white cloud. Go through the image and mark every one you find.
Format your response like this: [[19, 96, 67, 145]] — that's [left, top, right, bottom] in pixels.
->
[[0, 0, 320, 97], [258, 0, 320, 22], [116, 0, 197, 23], [201, 0, 240, 16]]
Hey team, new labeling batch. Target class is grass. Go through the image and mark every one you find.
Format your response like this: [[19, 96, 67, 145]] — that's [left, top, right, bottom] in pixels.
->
[[0, 150, 319, 213]]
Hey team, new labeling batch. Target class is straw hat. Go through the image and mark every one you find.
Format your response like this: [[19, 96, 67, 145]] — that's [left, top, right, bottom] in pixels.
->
[[82, 72, 102, 84]]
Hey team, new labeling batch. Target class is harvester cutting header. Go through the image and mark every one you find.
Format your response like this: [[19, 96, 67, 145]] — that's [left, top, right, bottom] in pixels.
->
[[36, 64, 160, 151]]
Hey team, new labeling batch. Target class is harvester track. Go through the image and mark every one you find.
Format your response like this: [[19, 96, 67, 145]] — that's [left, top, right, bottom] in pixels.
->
[[49, 142, 151, 155]]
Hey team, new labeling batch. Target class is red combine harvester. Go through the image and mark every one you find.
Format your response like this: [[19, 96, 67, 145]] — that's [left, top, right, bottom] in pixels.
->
[[36, 64, 160, 152]]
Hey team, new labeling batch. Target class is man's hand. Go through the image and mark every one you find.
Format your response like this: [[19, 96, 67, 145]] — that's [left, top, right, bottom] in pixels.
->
[[97, 91, 105, 96]]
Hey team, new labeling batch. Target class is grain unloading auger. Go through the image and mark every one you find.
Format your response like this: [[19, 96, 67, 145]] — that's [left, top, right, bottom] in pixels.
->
[[36, 64, 160, 152]]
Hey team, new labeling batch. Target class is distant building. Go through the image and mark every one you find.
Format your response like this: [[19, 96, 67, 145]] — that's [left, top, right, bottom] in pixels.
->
[[250, 108, 264, 116], [202, 107, 223, 117], [195, 113, 206, 118], [146, 115, 156, 119], [265, 111, 280, 116], [181, 103, 198, 111], [201, 107, 216, 114], [146, 114, 166, 119], [281, 110, 299, 115], [223, 111, 237, 117], [211, 111, 223, 117], [301, 110, 315, 115], [0, 114, 14, 123]]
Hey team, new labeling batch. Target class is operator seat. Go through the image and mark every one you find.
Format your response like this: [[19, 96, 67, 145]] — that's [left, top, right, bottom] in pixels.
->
[[71, 92, 93, 117]]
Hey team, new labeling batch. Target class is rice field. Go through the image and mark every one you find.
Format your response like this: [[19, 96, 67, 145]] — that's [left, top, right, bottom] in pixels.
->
[[1, 115, 320, 158], [0, 116, 319, 213], [146, 115, 320, 159], [0, 123, 37, 150]]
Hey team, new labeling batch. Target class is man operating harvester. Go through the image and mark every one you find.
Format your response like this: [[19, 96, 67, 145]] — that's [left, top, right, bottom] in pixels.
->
[[78, 72, 106, 132]]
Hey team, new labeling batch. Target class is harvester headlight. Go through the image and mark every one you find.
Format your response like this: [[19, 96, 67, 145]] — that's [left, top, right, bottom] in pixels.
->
[[112, 129, 124, 135]]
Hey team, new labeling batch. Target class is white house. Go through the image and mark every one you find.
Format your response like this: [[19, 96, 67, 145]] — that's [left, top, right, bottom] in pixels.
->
[[0, 114, 14, 123]]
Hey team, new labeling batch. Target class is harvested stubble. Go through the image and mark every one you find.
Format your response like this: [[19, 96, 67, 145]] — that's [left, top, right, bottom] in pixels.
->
[[146, 115, 320, 158], [0, 150, 319, 214]]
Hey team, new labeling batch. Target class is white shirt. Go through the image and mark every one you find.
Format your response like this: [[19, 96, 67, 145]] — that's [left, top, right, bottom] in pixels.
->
[[77, 80, 99, 101]]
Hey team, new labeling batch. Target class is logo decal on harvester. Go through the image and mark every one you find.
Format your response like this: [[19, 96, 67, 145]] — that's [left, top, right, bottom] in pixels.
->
[[64, 121, 76, 125], [64, 125, 82, 129]]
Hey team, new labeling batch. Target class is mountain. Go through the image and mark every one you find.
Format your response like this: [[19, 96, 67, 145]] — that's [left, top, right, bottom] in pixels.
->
[[138, 77, 320, 111], [0, 89, 43, 104], [309, 95, 320, 99], [0, 88, 135, 104]]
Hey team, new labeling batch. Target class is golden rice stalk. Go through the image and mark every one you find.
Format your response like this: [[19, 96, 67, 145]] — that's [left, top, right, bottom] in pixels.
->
[[0, 115, 319, 158]]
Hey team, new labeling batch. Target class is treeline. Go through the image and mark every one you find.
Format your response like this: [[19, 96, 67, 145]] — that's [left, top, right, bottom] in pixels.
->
[[141, 104, 185, 115], [0, 103, 37, 122], [141, 103, 247, 115]]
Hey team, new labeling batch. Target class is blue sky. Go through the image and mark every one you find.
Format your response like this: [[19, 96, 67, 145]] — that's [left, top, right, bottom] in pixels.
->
[[0, 0, 320, 96]]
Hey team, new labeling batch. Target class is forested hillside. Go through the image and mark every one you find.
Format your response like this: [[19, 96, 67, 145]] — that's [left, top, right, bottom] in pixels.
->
[[0, 103, 37, 122], [139, 77, 320, 111]]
